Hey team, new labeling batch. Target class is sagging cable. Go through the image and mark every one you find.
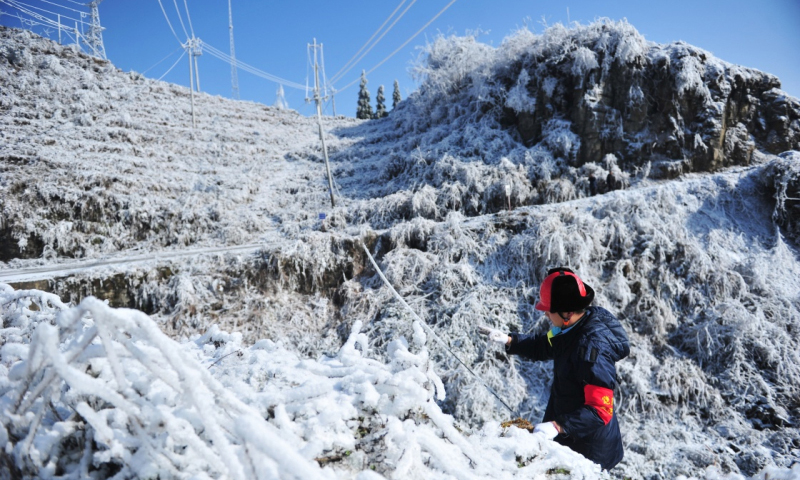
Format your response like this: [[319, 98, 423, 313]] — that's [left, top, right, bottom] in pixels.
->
[[361, 242, 518, 417]]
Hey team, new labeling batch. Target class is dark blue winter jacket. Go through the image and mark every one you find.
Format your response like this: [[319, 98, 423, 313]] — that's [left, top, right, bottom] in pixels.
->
[[506, 306, 630, 470]]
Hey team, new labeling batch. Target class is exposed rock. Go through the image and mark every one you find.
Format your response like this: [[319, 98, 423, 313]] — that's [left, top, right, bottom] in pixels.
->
[[497, 22, 800, 174]]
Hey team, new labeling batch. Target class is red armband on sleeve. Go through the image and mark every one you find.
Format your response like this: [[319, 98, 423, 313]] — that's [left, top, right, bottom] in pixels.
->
[[584, 385, 614, 424]]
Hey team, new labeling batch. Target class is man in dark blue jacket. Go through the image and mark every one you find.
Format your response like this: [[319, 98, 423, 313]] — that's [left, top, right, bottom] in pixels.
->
[[480, 267, 630, 470]]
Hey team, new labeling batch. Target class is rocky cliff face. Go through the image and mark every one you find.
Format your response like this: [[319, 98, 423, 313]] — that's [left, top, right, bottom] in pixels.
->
[[408, 20, 800, 179], [504, 23, 800, 175]]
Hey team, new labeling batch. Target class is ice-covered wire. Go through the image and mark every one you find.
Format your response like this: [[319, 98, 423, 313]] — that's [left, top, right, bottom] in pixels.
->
[[171, 0, 189, 39], [337, 0, 459, 94], [202, 41, 306, 90], [329, 0, 412, 84], [3, 0, 87, 26], [156, 0, 182, 44], [142, 46, 184, 75], [35, 0, 85, 15], [158, 49, 186, 80], [182, 0, 195, 38], [361, 241, 518, 417]]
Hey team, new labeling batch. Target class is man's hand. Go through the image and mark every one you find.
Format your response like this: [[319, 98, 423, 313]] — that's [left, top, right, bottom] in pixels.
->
[[478, 325, 510, 346], [533, 421, 559, 440]]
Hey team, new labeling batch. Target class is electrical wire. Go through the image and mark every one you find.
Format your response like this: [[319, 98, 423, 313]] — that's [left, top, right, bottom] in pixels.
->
[[36, 0, 86, 15], [361, 242, 518, 417], [329, 0, 408, 84], [181, 0, 194, 38], [332, 0, 416, 85], [141, 46, 183, 75], [4, 0, 87, 25], [157, 49, 186, 80], [171, 0, 189, 39], [1, 0, 85, 46], [155, 0, 181, 44], [337, 0, 459, 94], [202, 41, 306, 90]]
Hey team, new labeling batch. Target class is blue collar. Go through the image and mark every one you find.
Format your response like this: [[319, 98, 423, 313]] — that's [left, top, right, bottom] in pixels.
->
[[549, 314, 585, 337]]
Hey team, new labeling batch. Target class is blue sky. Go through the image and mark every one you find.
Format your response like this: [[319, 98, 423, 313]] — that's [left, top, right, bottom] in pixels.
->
[[2, 0, 799, 118]]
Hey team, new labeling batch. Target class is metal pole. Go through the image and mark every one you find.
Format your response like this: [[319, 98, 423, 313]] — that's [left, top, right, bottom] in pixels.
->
[[188, 40, 196, 129], [313, 39, 335, 207], [194, 45, 201, 92], [58, 14, 61, 44]]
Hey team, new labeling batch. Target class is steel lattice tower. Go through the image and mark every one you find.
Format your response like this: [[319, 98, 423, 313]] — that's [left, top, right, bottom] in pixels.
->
[[84, 0, 107, 60]]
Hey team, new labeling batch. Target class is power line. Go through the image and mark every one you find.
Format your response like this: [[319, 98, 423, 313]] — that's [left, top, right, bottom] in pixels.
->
[[361, 242, 518, 417], [171, 0, 189, 39], [35, 0, 85, 15], [202, 41, 306, 90], [4, 0, 88, 26], [182, 0, 195, 38], [337, 0, 459, 94], [329, 0, 409, 84], [1, 0, 88, 49], [330, 0, 416, 85], [141, 46, 183, 75], [155, 0, 181, 44], [158, 49, 186, 81]]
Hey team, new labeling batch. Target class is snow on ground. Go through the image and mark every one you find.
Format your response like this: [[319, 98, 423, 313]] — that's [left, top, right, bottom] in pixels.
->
[[2, 21, 800, 480]]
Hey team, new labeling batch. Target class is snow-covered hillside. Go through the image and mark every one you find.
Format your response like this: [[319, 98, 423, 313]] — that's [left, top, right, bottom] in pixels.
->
[[2, 21, 800, 480]]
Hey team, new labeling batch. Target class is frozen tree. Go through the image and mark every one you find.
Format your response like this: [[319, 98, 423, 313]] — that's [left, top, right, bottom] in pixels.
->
[[356, 70, 373, 119], [393, 79, 401, 109], [375, 85, 387, 118]]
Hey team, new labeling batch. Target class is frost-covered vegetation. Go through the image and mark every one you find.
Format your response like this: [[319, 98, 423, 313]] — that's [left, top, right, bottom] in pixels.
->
[[1, 285, 612, 479], [2, 20, 800, 480]]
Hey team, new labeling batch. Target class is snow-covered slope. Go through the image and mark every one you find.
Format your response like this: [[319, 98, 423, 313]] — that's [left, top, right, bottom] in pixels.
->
[[0, 27, 360, 261], [2, 21, 800, 480]]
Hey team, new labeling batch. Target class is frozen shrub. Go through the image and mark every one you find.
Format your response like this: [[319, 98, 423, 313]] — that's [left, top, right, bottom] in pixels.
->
[[572, 46, 599, 78], [542, 119, 580, 161]]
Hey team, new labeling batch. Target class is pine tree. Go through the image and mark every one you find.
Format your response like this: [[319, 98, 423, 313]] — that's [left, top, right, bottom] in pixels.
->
[[392, 79, 401, 110], [356, 71, 373, 120], [375, 85, 387, 118]]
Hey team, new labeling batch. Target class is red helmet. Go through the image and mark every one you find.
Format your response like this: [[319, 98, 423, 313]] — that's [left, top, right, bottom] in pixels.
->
[[535, 267, 595, 312]]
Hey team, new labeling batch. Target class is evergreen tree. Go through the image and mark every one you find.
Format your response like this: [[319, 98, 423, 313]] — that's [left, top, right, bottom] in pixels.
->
[[356, 71, 373, 120], [375, 85, 387, 118], [392, 79, 402, 109]]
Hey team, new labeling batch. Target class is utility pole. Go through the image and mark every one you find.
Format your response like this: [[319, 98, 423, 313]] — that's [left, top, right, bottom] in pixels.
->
[[194, 41, 201, 92], [84, 0, 106, 60], [308, 39, 336, 207], [185, 37, 198, 129], [228, 0, 239, 99]]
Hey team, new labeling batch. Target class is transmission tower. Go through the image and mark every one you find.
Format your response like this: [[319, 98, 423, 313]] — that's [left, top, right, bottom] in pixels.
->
[[84, 0, 107, 60], [228, 0, 239, 99]]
